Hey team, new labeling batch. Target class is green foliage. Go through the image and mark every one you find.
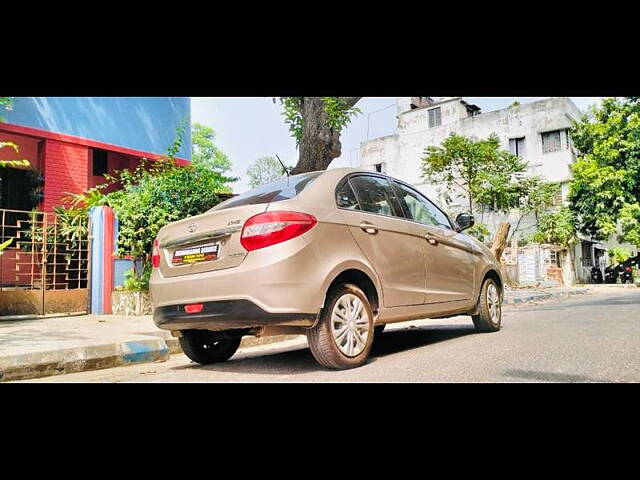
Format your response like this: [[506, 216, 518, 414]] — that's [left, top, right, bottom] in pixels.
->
[[516, 178, 560, 215], [533, 207, 576, 247], [279, 97, 361, 145], [120, 264, 151, 291], [53, 122, 235, 289], [191, 122, 235, 177], [466, 223, 491, 243], [422, 133, 529, 214], [106, 159, 234, 264], [321, 97, 361, 132], [0, 141, 30, 168], [0, 97, 12, 122], [0, 237, 12, 255], [608, 246, 632, 265], [280, 98, 305, 144], [569, 97, 640, 246], [0, 99, 29, 168], [167, 117, 189, 161], [246, 156, 288, 188]]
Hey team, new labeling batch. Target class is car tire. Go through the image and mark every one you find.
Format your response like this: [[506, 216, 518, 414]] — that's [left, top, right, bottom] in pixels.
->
[[179, 330, 242, 365], [307, 283, 375, 370], [374, 324, 386, 335], [472, 278, 502, 333]]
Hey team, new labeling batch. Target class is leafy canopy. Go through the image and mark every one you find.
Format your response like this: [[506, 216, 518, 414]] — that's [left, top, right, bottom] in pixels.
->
[[569, 97, 640, 246], [280, 97, 361, 146], [1, 98, 31, 168], [60, 121, 236, 289], [422, 133, 541, 214], [0, 141, 30, 168], [246, 156, 288, 189], [533, 207, 576, 247], [191, 122, 235, 176], [0, 97, 12, 122]]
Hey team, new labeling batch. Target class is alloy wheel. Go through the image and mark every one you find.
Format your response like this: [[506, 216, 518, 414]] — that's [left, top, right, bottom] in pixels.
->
[[330, 293, 370, 357]]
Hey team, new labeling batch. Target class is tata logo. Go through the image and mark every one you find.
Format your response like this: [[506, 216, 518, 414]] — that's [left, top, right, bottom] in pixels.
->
[[187, 223, 198, 233]]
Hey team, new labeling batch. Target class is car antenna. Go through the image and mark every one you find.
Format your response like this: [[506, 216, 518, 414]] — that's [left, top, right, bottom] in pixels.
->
[[275, 154, 290, 183]]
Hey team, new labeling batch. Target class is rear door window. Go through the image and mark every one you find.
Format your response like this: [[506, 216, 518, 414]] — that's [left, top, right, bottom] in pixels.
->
[[349, 175, 401, 217], [210, 172, 323, 212], [393, 181, 453, 229], [336, 180, 360, 210]]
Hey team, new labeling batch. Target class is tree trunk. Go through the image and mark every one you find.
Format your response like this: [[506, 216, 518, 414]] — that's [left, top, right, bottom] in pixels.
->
[[291, 97, 361, 174], [491, 222, 511, 262]]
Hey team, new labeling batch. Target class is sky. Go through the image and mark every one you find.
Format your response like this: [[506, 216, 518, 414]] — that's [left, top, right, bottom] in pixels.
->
[[191, 97, 604, 194]]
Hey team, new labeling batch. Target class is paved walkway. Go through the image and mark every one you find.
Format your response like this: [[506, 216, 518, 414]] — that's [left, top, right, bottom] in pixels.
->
[[503, 286, 590, 304], [0, 286, 591, 382]]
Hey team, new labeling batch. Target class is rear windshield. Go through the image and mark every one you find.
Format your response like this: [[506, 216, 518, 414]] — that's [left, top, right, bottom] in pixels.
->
[[210, 171, 323, 212]]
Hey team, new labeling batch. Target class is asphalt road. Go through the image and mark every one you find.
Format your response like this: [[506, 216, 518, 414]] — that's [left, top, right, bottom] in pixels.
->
[[24, 288, 640, 383]]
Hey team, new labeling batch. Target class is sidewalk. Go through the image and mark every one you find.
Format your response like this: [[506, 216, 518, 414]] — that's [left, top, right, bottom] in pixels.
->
[[503, 286, 590, 305], [0, 286, 590, 382], [0, 314, 299, 382]]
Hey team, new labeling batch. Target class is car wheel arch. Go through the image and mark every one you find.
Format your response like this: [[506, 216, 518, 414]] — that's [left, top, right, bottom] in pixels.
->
[[479, 268, 504, 300], [320, 266, 381, 317]]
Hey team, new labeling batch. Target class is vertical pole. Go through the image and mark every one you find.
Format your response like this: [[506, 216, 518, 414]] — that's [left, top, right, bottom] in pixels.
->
[[102, 207, 115, 314], [89, 207, 104, 314], [41, 212, 47, 316]]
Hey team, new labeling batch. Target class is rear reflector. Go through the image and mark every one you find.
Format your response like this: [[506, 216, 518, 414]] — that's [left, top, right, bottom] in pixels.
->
[[241, 211, 317, 251], [184, 303, 204, 314], [152, 239, 161, 268]]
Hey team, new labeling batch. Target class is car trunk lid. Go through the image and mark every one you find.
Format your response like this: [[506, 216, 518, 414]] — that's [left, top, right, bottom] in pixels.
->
[[156, 204, 267, 278]]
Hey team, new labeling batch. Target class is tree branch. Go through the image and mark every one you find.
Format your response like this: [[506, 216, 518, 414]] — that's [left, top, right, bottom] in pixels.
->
[[339, 97, 362, 108]]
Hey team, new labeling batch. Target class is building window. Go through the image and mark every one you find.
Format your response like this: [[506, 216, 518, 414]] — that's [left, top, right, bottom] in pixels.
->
[[542, 130, 562, 154], [93, 149, 108, 176], [374, 163, 384, 173], [581, 241, 593, 267], [428, 107, 442, 128], [509, 137, 526, 157]]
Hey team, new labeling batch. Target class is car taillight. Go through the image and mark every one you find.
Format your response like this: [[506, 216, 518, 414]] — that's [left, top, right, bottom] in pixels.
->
[[152, 239, 161, 268], [240, 211, 317, 251]]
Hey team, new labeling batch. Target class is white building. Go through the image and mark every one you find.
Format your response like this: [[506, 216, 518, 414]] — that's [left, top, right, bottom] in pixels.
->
[[359, 97, 637, 284]]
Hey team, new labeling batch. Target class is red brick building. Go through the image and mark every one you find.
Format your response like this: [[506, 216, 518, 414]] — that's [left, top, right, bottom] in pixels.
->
[[0, 97, 191, 212]]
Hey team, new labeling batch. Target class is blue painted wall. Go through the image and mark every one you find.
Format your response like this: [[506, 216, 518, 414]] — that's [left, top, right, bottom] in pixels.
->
[[3, 97, 191, 160]]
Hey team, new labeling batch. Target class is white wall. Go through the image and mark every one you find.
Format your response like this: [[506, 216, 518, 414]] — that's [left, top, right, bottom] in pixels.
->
[[360, 97, 582, 240]]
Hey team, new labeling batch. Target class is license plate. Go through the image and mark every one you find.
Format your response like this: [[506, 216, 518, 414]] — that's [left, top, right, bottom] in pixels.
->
[[172, 242, 220, 265]]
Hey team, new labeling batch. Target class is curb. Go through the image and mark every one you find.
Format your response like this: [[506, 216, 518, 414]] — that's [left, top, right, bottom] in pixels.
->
[[0, 332, 304, 382], [0, 338, 169, 383], [503, 288, 589, 305]]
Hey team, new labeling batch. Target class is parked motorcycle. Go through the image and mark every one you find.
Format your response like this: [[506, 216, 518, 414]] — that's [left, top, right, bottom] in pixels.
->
[[604, 253, 638, 284], [620, 265, 634, 284], [590, 266, 603, 284], [604, 265, 619, 284]]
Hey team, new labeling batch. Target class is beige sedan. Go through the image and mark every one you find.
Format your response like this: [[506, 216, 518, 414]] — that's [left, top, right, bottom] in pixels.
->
[[150, 168, 503, 369]]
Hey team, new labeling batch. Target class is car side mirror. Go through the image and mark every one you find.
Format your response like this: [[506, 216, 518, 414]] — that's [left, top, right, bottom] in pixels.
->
[[455, 212, 475, 232]]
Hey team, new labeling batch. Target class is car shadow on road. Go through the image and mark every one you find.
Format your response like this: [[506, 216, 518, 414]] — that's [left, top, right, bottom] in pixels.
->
[[175, 324, 476, 377]]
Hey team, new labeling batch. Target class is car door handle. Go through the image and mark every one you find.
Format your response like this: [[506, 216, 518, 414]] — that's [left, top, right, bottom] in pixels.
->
[[425, 235, 438, 245], [360, 222, 378, 234]]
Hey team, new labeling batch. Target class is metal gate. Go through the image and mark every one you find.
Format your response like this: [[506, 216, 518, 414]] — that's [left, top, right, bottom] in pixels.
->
[[0, 208, 90, 318]]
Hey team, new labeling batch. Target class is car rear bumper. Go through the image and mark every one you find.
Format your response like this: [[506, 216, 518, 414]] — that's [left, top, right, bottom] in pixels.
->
[[154, 299, 317, 331], [149, 235, 326, 330]]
